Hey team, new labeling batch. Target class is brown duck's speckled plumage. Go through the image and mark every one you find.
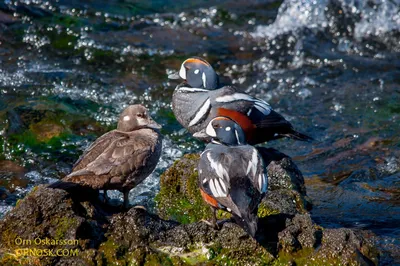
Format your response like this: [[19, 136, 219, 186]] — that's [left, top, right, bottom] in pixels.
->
[[63, 105, 162, 197]]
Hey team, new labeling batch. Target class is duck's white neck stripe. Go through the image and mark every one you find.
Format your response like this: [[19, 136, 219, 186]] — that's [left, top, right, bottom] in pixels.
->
[[179, 63, 186, 79], [202, 72, 207, 88]]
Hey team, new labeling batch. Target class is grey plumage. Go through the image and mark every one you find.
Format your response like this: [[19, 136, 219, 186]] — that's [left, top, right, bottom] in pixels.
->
[[198, 142, 267, 237], [173, 85, 256, 137]]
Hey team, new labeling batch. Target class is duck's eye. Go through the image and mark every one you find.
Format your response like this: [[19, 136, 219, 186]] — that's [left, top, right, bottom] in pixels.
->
[[137, 113, 144, 118]]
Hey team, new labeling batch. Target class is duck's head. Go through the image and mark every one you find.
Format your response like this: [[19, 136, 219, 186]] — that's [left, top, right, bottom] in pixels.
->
[[205, 116, 246, 146], [168, 57, 219, 90], [117, 105, 161, 132]]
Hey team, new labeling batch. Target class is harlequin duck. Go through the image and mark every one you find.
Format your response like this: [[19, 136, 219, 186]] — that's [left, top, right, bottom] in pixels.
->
[[168, 57, 312, 144], [198, 116, 267, 237], [61, 105, 162, 208]]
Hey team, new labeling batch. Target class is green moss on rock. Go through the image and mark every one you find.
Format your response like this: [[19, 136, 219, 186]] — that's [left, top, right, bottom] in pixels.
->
[[97, 239, 129, 265], [155, 154, 214, 224], [52, 217, 80, 240], [257, 201, 280, 218]]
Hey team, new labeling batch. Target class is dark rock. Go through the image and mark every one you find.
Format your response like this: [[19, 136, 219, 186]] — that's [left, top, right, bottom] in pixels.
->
[[0, 186, 107, 265], [276, 214, 379, 265], [278, 213, 318, 252], [257, 147, 306, 194], [258, 148, 312, 217], [0, 153, 379, 265]]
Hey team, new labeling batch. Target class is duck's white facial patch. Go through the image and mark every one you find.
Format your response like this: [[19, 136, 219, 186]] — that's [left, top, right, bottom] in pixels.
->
[[206, 121, 217, 137], [225, 127, 231, 131], [123, 115, 130, 121], [194, 69, 200, 74], [179, 63, 186, 79]]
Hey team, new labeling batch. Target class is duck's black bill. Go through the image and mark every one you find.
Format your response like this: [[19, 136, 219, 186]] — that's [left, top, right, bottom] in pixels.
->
[[168, 72, 181, 79]]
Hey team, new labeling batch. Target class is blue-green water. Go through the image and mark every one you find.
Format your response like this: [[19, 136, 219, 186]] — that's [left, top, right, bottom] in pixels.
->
[[0, 0, 399, 263]]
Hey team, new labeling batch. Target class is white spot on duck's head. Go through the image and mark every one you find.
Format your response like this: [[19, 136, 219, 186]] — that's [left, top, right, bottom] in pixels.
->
[[194, 69, 200, 74], [225, 127, 231, 131], [123, 115, 130, 121]]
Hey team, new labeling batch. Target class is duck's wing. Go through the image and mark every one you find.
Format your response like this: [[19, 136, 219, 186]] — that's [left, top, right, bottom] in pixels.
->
[[72, 130, 124, 171], [214, 89, 289, 130], [212, 87, 272, 117], [213, 87, 312, 141], [238, 145, 268, 195], [69, 130, 160, 177]]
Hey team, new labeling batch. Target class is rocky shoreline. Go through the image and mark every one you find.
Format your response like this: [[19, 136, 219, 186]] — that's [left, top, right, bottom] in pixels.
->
[[0, 150, 379, 265]]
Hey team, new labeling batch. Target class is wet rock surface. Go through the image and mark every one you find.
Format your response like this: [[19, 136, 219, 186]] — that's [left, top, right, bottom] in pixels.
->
[[0, 153, 378, 265]]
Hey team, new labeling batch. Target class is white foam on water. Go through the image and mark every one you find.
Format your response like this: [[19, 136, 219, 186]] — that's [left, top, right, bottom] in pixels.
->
[[352, 0, 400, 39], [252, 0, 400, 41], [0, 69, 32, 87], [252, 0, 329, 39]]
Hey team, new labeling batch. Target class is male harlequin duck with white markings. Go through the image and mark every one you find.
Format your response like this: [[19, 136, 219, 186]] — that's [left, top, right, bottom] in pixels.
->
[[198, 116, 267, 237], [169, 57, 312, 144], [60, 104, 162, 208]]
